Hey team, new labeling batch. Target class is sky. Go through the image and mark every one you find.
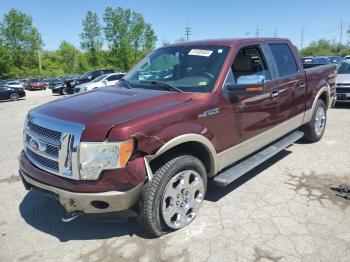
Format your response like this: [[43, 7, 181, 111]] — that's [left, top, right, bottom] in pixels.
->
[[0, 0, 349, 51]]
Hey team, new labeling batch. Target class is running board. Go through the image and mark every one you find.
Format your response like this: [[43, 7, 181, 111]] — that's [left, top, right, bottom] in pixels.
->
[[212, 131, 304, 187]]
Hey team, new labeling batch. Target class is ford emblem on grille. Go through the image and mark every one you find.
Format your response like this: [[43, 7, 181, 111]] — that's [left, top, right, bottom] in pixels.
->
[[29, 137, 46, 152]]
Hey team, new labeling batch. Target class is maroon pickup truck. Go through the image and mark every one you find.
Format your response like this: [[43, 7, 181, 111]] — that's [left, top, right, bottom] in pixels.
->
[[19, 38, 336, 236]]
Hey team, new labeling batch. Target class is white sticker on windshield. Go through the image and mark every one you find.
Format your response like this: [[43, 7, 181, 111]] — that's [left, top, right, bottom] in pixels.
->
[[188, 49, 213, 57]]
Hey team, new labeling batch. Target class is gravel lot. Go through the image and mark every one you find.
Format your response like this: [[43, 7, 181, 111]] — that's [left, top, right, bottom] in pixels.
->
[[0, 90, 350, 262]]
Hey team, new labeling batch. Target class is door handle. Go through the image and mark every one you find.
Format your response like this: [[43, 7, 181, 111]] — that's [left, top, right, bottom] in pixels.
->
[[270, 91, 279, 98], [299, 82, 306, 88]]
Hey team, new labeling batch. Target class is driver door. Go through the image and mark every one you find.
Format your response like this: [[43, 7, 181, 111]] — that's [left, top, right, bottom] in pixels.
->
[[220, 45, 280, 154]]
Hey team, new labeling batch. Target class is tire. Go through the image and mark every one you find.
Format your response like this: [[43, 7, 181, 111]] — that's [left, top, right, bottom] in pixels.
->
[[10, 93, 19, 101], [302, 99, 327, 142], [138, 154, 207, 237]]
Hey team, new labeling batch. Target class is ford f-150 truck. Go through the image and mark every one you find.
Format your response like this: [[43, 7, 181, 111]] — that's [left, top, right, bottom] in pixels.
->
[[19, 38, 336, 237]]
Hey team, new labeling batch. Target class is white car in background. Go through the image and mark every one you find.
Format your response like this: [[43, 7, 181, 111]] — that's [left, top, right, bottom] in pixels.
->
[[6, 81, 24, 89], [74, 72, 125, 93], [335, 61, 350, 102]]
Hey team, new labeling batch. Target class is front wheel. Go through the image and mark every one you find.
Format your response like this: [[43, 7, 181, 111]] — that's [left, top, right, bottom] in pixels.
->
[[10, 93, 19, 101], [302, 99, 327, 142], [138, 155, 207, 237]]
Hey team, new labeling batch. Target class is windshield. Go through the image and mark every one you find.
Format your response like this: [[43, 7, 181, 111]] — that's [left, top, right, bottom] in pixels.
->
[[122, 45, 230, 93], [337, 62, 350, 74], [92, 75, 107, 83], [79, 71, 92, 79]]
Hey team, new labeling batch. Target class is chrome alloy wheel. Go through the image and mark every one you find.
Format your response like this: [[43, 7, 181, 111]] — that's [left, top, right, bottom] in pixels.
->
[[161, 170, 205, 229], [314, 106, 326, 136]]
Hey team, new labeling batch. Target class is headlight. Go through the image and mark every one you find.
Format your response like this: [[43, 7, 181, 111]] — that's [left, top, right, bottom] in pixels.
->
[[79, 139, 134, 180]]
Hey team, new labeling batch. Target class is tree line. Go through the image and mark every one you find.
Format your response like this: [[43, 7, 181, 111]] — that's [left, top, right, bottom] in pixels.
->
[[1, 8, 350, 79], [0, 8, 157, 79]]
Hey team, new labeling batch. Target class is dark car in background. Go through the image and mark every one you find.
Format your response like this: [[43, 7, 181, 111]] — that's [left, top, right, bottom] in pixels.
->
[[49, 78, 65, 89], [0, 86, 25, 101], [26, 79, 46, 90], [329, 56, 343, 64], [61, 69, 115, 95]]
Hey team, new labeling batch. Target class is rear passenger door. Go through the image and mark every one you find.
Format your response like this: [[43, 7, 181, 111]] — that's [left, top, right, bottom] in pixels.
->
[[263, 43, 306, 125]]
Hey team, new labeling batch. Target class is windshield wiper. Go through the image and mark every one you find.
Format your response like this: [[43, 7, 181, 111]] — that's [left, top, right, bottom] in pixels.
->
[[139, 80, 183, 93], [119, 78, 132, 89]]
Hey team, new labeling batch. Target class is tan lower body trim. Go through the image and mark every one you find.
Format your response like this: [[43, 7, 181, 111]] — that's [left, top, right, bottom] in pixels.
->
[[215, 112, 305, 173], [21, 170, 143, 213]]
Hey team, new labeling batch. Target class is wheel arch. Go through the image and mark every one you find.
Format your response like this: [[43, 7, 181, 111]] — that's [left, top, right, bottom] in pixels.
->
[[144, 134, 218, 178], [303, 84, 330, 124]]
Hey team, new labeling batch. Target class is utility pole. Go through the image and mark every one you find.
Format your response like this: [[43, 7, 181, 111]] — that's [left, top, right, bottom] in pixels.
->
[[185, 24, 191, 41], [244, 32, 250, 38], [340, 19, 343, 46], [300, 26, 304, 51], [256, 25, 259, 37], [274, 28, 277, 38], [35, 29, 42, 73]]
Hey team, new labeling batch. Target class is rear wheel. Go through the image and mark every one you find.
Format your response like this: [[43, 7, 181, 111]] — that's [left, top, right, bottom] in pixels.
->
[[10, 93, 19, 101], [138, 155, 207, 237], [302, 99, 327, 142]]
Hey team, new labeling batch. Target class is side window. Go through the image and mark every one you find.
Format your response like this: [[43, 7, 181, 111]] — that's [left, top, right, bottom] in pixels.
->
[[269, 44, 298, 77], [231, 46, 271, 84], [116, 74, 125, 80], [107, 75, 117, 81]]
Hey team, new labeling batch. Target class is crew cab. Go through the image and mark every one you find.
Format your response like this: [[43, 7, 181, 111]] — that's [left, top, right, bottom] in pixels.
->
[[19, 38, 336, 237]]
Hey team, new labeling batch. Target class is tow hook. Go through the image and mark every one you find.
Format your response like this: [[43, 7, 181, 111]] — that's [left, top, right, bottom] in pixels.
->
[[62, 212, 82, 223]]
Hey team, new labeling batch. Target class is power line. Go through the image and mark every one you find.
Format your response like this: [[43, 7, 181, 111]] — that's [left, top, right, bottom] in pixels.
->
[[185, 25, 191, 41]]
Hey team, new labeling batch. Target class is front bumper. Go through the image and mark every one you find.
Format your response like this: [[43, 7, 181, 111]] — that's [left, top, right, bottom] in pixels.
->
[[20, 169, 143, 214], [19, 150, 147, 214], [336, 87, 350, 101]]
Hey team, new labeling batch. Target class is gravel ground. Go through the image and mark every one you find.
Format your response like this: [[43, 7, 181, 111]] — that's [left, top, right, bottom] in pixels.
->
[[0, 89, 350, 262]]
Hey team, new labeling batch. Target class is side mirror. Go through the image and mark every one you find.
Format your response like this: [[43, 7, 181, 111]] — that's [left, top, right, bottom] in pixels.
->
[[103, 80, 107, 85], [224, 74, 266, 95]]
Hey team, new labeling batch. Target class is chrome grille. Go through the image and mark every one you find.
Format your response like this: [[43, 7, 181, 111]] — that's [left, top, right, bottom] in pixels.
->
[[26, 147, 59, 172], [27, 121, 61, 145], [23, 111, 84, 180]]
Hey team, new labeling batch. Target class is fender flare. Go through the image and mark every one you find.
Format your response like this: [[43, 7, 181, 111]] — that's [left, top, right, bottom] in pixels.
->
[[144, 134, 218, 179], [302, 84, 330, 124]]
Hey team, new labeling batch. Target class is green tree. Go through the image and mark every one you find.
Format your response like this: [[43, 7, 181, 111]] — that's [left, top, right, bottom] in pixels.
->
[[0, 8, 42, 69], [0, 44, 14, 78], [103, 6, 157, 70], [80, 11, 102, 67], [57, 40, 80, 74]]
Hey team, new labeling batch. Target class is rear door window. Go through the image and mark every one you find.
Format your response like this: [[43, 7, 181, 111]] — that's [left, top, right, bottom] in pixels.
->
[[107, 75, 117, 81], [269, 44, 298, 78]]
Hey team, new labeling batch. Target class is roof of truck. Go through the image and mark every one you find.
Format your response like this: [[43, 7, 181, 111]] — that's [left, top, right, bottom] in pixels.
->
[[166, 38, 291, 48]]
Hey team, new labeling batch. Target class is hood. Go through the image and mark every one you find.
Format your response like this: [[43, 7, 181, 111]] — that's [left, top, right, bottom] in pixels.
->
[[34, 87, 194, 141], [336, 74, 350, 84]]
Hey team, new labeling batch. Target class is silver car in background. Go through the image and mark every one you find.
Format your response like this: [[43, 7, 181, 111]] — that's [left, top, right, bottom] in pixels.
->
[[336, 61, 350, 102], [74, 72, 125, 93]]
